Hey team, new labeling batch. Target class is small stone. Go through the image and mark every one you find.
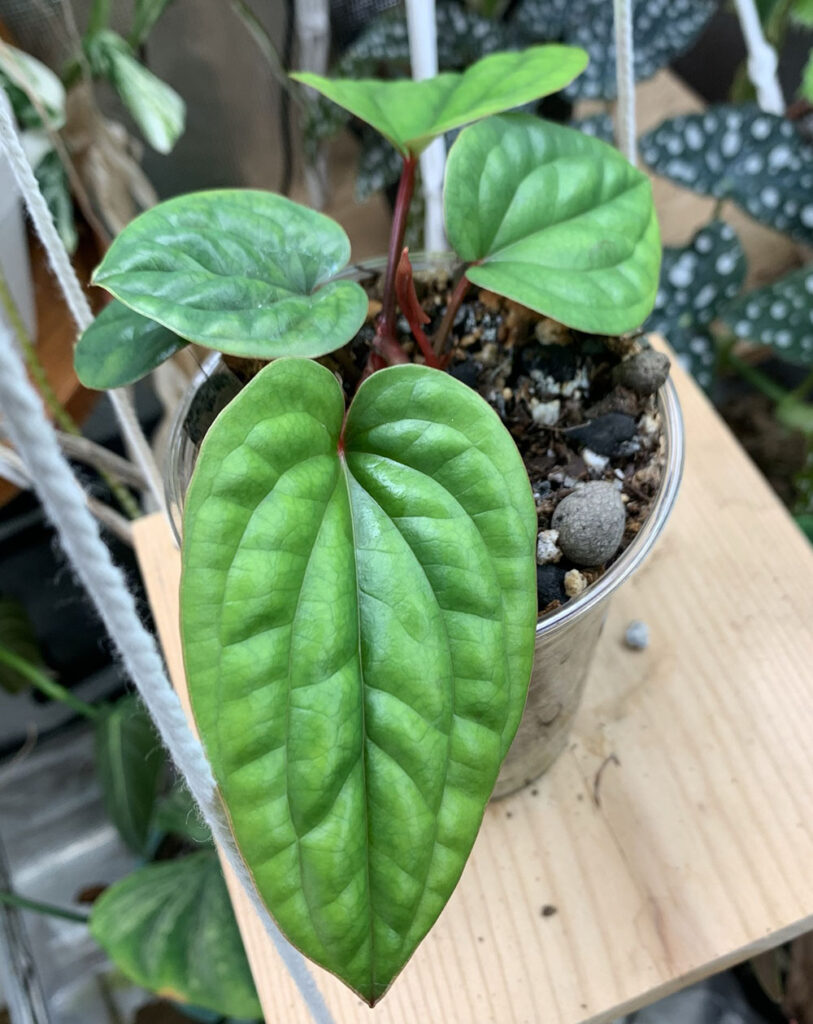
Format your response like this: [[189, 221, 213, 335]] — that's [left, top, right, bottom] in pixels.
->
[[537, 563, 567, 607], [582, 448, 609, 474], [624, 620, 650, 650], [480, 342, 499, 366], [564, 569, 587, 597], [478, 288, 501, 311], [531, 398, 561, 427], [586, 386, 640, 418], [536, 529, 562, 565], [613, 349, 670, 396], [563, 414, 636, 456], [551, 481, 626, 566], [534, 318, 572, 346]]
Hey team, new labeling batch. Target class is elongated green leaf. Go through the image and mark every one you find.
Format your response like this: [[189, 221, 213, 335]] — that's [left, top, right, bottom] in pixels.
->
[[75, 300, 187, 389], [180, 358, 537, 1004], [95, 694, 164, 854], [445, 113, 660, 335], [34, 151, 77, 255], [90, 851, 260, 1019], [0, 43, 65, 130], [0, 598, 47, 695], [88, 30, 185, 154], [719, 265, 813, 368], [130, 0, 176, 46], [92, 190, 368, 360], [292, 45, 587, 156]]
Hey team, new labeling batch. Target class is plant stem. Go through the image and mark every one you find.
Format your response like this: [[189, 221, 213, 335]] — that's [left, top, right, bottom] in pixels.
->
[[0, 268, 140, 519], [0, 889, 89, 924], [790, 366, 813, 402], [432, 271, 471, 357], [375, 155, 418, 364], [726, 350, 789, 404], [87, 0, 111, 35], [0, 643, 100, 720]]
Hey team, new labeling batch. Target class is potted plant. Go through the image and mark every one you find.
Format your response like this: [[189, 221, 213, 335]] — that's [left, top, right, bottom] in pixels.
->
[[73, 45, 682, 1006]]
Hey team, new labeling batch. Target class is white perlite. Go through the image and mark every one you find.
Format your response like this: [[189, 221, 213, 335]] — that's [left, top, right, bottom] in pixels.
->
[[536, 529, 562, 565]]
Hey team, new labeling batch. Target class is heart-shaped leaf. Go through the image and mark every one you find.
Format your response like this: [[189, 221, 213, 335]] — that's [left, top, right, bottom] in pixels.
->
[[719, 265, 813, 367], [180, 358, 537, 1005], [89, 851, 261, 1019], [95, 694, 164, 854], [645, 220, 746, 390], [91, 190, 368, 360], [75, 300, 187, 389], [640, 104, 813, 246], [292, 45, 587, 156], [511, 0, 716, 100], [445, 113, 660, 335]]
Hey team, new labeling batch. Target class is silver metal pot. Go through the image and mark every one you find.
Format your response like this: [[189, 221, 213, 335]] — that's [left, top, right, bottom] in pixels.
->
[[164, 257, 685, 800]]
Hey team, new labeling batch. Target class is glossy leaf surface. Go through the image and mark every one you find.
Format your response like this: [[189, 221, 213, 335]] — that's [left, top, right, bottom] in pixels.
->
[[180, 358, 537, 1004], [720, 265, 813, 368], [292, 45, 587, 155], [92, 190, 368, 359], [445, 114, 660, 335], [95, 694, 164, 854], [75, 300, 187, 389], [640, 104, 813, 246], [645, 220, 746, 390], [90, 851, 261, 1019]]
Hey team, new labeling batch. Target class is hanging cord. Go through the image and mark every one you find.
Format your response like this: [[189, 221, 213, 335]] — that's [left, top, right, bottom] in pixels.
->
[[613, 0, 637, 165], [0, 315, 336, 1024], [0, 92, 165, 514], [732, 0, 784, 114]]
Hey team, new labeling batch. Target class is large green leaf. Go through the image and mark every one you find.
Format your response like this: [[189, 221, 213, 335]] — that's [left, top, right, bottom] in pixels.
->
[[87, 31, 185, 154], [75, 300, 187, 389], [89, 851, 261, 1019], [292, 45, 587, 156], [639, 104, 813, 247], [445, 113, 660, 335], [92, 190, 368, 360], [719, 265, 813, 368], [95, 694, 164, 854], [180, 358, 537, 1004]]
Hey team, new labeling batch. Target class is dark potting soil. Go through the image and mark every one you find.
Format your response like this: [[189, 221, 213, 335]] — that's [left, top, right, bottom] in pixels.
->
[[225, 266, 670, 618]]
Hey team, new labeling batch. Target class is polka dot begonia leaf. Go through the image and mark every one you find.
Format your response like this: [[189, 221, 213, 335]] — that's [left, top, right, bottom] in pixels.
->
[[640, 104, 813, 246], [644, 220, 747, 390], [719, 265, 813, 368], [511, 0, 716, 100]]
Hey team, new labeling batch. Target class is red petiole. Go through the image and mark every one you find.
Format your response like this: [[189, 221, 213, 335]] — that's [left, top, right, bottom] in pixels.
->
[[395, 248, 442, 368]]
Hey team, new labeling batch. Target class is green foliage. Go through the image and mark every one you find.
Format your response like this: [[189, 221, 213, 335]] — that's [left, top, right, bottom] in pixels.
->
[[445, 113, 660, 334], [720, 266, 813, 368], [153, 783, 212, 845], [34, 151, 77, 255], [95, 694, 164, 855], [639, 104, 813, 247], [645, 221, 746, 391], [180, 358, 537, 1004], [511, 0, 717, 100], [0, 43, 65, 130], [0, 598, 47, 694], [91, 190, 368, 363], [801, 51, 813, 101], [129, 0, 176, 47], [84, 30, 185, 154], [293, 45, 587, 156], [89, 851, 261, 1019], [75, 301, 186, 389]]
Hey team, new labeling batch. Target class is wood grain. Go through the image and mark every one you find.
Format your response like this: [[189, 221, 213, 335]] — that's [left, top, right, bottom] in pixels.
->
[[133, 342, 813, 1024]]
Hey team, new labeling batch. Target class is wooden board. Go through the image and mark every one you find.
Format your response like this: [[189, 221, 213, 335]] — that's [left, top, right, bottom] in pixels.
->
[[133, 343, 813, 1024]]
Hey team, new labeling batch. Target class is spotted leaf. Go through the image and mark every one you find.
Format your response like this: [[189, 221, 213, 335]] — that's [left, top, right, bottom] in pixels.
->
[[645, 220, 746, 390], [640, 104, 813, 246], [511, 0, 716, 100], [719, 265, 813, 367]]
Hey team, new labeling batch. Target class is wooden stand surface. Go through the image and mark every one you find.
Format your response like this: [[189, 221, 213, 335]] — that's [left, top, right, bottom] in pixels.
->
[[133, 345, 813, 1024]]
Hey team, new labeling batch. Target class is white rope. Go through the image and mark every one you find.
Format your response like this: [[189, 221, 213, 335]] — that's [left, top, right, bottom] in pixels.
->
[[0, 315, 335, 1024], [732, 0, 785, 114], [613, 0, 637, 165], [0, 92, 166, 513], [405, 0, 447, 251]]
